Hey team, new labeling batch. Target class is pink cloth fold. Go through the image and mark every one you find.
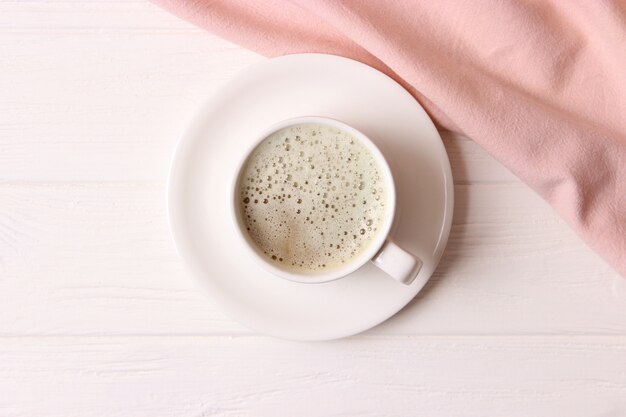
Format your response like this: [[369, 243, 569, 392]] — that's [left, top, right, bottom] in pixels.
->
[[153, 0, 626, 276]]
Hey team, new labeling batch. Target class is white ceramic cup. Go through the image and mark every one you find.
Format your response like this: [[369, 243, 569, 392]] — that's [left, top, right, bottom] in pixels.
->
[[231, 116, 422, 285]]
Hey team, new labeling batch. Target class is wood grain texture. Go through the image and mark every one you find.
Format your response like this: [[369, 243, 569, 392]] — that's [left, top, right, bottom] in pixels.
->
[[0, 336, 625, 417], [0, 5, 510, 185], [0, 1, 624, 416]]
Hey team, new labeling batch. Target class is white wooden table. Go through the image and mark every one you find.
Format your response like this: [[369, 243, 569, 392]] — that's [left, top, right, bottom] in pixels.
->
[[1, 2, 625, 416]]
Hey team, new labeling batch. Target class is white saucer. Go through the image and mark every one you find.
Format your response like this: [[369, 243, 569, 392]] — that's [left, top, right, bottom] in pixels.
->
[[167, 54, 453, 341]]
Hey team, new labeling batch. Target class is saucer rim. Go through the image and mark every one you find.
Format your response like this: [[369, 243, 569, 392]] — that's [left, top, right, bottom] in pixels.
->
[[166, 53, 454, 341]]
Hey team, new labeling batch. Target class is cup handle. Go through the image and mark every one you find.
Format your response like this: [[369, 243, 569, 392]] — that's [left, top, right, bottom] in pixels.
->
[[371, 240, 423, 285]]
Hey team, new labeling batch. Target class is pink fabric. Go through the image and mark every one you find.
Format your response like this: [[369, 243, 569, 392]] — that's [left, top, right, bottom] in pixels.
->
[[153, 0, 626, 276]]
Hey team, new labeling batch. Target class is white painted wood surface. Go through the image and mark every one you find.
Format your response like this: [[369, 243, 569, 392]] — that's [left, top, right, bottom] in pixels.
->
[[0, 1, 624, 416]]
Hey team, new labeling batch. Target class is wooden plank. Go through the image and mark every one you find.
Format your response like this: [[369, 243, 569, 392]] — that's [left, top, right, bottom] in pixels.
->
[[1, 182, 623, 336], [0, 335, 625, 417], [0, 4, 515, 184], [0, 134, 515, 184], [0, 1, 200, 32], [441, 131, 519, 183], [0, 33, 260, 182]]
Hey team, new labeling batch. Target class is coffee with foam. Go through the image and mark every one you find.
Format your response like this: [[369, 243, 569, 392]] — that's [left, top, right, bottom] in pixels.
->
[[237, 123, 388, 273]]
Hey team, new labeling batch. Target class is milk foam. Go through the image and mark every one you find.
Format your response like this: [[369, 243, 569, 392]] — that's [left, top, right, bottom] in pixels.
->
[[238, 123, 388, 273]]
